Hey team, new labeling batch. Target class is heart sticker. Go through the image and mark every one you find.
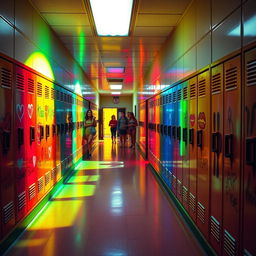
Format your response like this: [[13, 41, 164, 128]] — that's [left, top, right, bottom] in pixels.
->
[[28, 104, 34, 119], [32, 156, 36, 167], [16, 104, 24, 122]]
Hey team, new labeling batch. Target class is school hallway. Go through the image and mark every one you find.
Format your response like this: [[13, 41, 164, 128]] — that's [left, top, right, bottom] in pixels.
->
[[4, 139, 206, 256]]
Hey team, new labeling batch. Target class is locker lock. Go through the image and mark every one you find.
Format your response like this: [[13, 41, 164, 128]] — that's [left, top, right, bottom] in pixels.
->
[[52, 124, 56, 136], [183, 128, 188, 142], [177, 127, 181, 141], [2, 131, 11, 154], [211, 132, 221, 154], [40, 125, 44, 140], [30, 127, 35, 144], [224, 134, 233, 158], [172, 126, 176, 139], [57, 124, 60, 135], [46, 125, 50, 139], [246, 137, 256, 166]]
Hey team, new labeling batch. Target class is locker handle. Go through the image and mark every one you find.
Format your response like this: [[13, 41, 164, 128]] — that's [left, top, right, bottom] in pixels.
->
[[189, 128, 194, 145], [177, 126, 181, 141], [224, 134, 233, 158], [246, 137, 256, 166], [183, 128, 188, 142], [52, 124, 56, 136], [211, 132, 221, 153], [57, 124, 60, 135], [40, 126, 44, 140], [160, 124, 164, 135], [168, 126, 172, 137], [2, 131, 11, 154], [30, 127, 35, 144], [197, 130, 203, 148], [172, 126, 176, 139], [18, 128, 24, 148], [46, 125, 50, 138], [157, 124, 160, 133]]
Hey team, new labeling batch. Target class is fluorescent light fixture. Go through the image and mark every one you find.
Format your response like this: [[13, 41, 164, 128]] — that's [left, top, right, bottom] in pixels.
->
[[110, 84, 122, 90], [89, 0, 133, 36], [111, 92, 121, 95], [106, 67, 125, 73]]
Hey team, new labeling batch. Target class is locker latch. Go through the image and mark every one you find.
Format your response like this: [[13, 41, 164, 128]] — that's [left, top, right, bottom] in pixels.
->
[[189, 128, 194, 145], [177, 126, 181, 141], [18, 128, 24, 149], [30, 127, 35, 144], [52, 124, 56, 136], [40, 125, 44, 140], [168, 126, 172, 137], [157, 124, 160, 133], [57, 124, 60, 135], [46, 125, 50, 139], [172, 126, 176, 139], [224, 134, 233, 158], [211, 132, 221, 153], [246, 137, 256, 166], [183, 128, 188, 143], [2, 131, 11, 154], [61, 124, 64, 134], [197, 130, 203, 148]]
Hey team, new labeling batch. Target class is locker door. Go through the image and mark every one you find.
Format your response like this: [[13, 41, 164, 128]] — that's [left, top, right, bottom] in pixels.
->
[[36, 76, 46, 200], [0, 57, 15, 237], [210, 64, 224, 254], [14, 65, 27, 221], [176, 84, 183, 203], [197, 70, 211, 238], [162, 92, 168, 183], [156, 95, 160, 173], [55, 87, 61, 182], [25, 70, 37, 212], [188, 76, 197, 222], [182, 82, 189, 211], [243, 47, 256, 256], [223, 55, 241, 256]]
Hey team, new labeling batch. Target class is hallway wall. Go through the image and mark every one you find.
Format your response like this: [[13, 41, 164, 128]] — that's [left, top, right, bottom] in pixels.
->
[[0, 0, 97, 102], [100, 95, 133, 113]]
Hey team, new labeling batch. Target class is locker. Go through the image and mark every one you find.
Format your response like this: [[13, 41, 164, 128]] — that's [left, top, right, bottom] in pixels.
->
[[181, 82, 189, 211], [243, 47, 256, 256], [138, 101, 147, 157], [222, 55, 241, 256], [36, 76, 46, 200], [210, 63, 224, 254], [25, 70, 37, 212], [0, 57, 15, 237], [196, 69, 211, 238], [14, 65, 27, 221], [188, 76, 198, 222], [176, 84, 183, 203]]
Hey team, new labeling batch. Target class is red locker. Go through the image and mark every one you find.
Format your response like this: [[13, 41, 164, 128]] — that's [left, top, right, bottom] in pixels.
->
[[243, 48, 256, 256], [188, 76, 197, 222], [14, 65, 27, 221], [0, 57, 15, 238], [196, 70, 211, 238], [210, 64, 224, 254], [182, 82, 189, 212], [223, 55, 241, 256], [25, 69, 37, 212], [36, 76, 46, 200]]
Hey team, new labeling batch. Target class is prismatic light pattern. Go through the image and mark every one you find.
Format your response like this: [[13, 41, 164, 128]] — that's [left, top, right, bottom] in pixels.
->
[[89, 0, 133, 36]]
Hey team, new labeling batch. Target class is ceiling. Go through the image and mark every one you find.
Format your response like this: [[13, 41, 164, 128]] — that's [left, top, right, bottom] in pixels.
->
[[30, 0, 191, 95]]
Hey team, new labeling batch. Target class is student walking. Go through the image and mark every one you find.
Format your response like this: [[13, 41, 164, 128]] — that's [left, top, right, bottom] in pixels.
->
[[109, 115, 117, 143], [127, 112, 138, 149], [84, 109, 97, 158], [117, 111, 128, 147]]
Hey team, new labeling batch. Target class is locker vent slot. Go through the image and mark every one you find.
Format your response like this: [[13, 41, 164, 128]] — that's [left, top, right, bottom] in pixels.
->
[[28, 78, 35, 93], [38, 177, 44, 192], [189, 193, 196, 212], [224, 230, 237, 256], [177, 180, 182, 195], [45, 171, 51, 185], [190, 83, 196, 98], [246, 59, 256, 87], [198, 79, 206, 96], [211, 73, 221, 94], [210, 216, 220, 242], [244, 248, 253, 256], [60, 92, 63, 101], [182, 186, 188, 202], [1, 67, 12, 88], [51, 88, 55, 99], [172, 175, 177, 189], [225, 66, 238, 90], [3, 201, 14, 224], [177, 89, 182, 101], [168, 94, 171, 103], [16, 73, 25, 91], [56, 90, 60, 100], [197, 202, 205, 223], [183, 87, 188, 99], [45, 86, 49, 99], [18, 191, 26, 211], [37, 82, 42, 97], [173, 91, 176, 102], [29, 183, 36, 200], [51, 168, 57, 180]]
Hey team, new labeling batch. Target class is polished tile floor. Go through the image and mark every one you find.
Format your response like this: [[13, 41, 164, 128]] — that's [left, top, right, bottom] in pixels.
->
[[5, 139, 206, 256]]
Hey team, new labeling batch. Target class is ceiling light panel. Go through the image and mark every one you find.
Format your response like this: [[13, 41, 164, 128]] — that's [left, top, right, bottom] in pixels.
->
[[89, 0, 134, 36], [111, 92, 121, 95], [106, 67, 125, 73], [110, 84, 122, 90]]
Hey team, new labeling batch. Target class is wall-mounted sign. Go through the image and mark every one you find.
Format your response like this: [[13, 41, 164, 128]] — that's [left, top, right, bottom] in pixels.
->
[[113, 96, 119, 104]]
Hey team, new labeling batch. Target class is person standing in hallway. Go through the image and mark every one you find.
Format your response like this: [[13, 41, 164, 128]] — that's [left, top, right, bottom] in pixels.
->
[[127, 112, 138, 149], [117, 111, 128, 147], [109, 114, 117, 144], [84, 109, 97, 158]]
